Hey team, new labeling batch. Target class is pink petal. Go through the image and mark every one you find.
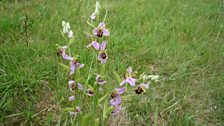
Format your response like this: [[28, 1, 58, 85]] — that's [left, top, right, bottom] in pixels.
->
[[100, 41, 107, 50], [110, 95, 121, 107], [78, 83, 83, 90], [126, 77, 136, 86], [116, 87, 126, 94], [69, 61, 76, 75], [93, 28, 98, 36], [102, 28, 110, 36], [100, 59, 107, 64], [98, 22, 105, 27], [69, 96, 75, 101], [78, 63, 84, 68], [62, 54, 73, 61], [92, 41, 100, 50], [120, 79, 127, 86]]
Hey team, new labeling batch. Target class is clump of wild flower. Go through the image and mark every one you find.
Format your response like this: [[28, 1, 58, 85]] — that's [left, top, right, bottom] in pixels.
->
[[56, 1, 160, 125]]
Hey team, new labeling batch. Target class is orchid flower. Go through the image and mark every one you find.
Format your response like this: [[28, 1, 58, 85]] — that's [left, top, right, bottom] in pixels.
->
[[69, 106, 81, 116], [57, 46, 74, 60], [57, 46, 84, 75], [90, 1, 100, 20], [62, 21, 73, 38], [120, 67, 137, 86], [110, 87, 125, 115], [110, 94, 121, 107], [98, 41, 108, 64], [68, 80, 83, 101], [93, 22, 110, 37], [68, 80, 83, 92], [135, 83, 150, 94], [96, 74, 107, 85], [69, 60, 84, 75], [87, 89, 94, 96], [110, 87, 125, 107]]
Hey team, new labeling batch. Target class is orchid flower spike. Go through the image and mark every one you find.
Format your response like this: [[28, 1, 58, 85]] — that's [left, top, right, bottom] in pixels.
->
[[98, 41, 108, 64], [62, 21, 73, 38], [135, 83, 150, 95], [120, 67, 137, 86], [96, 74, 107, 85], [93, 22, 110, 37]]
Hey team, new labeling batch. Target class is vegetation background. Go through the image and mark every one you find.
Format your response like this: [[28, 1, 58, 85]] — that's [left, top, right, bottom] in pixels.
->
[[0, 0, 223, 125]]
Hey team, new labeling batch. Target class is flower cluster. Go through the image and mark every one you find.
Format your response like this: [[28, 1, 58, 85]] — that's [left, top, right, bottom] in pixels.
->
[[56, 1, 160, 124]]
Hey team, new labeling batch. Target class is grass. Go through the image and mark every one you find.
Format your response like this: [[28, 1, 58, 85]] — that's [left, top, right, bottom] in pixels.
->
[[0, 0, 223, 125]]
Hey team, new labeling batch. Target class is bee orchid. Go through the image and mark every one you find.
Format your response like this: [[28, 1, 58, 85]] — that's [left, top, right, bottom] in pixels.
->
[[87, 89, 94, 96], [96, 74, 107, 85], [68, 80, 83, 101], [120, 67, 137, 86], [97, 41, 108, 64], [135, 83, 150, 95], [69, 60, 84, 75], [93, 22, 110, 37], [110, 87, 125, 115], [57, 46, 73, 60], [110, 87, 125, 106]]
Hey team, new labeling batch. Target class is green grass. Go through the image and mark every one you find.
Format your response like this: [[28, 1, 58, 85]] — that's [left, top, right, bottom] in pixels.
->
[[0, 0, 223, 125]]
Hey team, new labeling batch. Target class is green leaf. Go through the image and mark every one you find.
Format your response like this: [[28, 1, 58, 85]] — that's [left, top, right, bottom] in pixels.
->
[[81, 113, 94, 126], [86, 21, 96, 28], [62, 107, 74, 111], [94, 118, 99, 126], [103, 101, 114, 119], [98, 92, 109, 104], [104, 106, 114, 119], [113, 70, 121, 82], [58, 63, 69, 70], [68, 38, 75, 46]]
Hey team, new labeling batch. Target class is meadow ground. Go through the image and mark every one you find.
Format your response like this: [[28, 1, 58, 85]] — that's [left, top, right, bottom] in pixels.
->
[[0, 0, 223, 125]]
